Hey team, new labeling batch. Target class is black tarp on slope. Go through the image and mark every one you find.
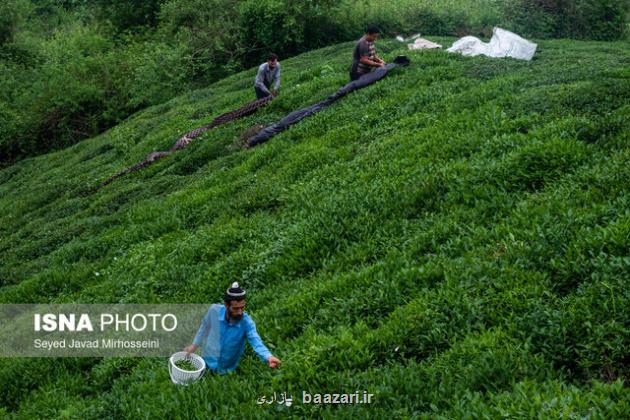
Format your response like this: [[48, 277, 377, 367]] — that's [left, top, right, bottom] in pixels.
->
[[247, 59, 409, 148]]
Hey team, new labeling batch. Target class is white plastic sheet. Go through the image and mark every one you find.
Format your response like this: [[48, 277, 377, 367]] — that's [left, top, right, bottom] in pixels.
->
[[397, 34, 442, 50], [408, 38, 442, 50], [447, 27, 537, 61]]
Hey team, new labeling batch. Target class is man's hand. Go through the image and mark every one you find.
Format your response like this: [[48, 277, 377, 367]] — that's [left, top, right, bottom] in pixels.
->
[[267, 355, 281, 368], [183, 344, 198, 353], [271, 90, 278, 97]]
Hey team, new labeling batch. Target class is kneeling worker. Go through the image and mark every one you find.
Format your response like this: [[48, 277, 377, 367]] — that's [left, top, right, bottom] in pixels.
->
[[184, 282, 281, 374], [350, 26, 385, 81], [254, 53, 281, 99]]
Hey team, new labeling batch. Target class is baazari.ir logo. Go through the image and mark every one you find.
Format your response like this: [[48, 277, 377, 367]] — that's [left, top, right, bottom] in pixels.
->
[[257, 390, 374, 407]]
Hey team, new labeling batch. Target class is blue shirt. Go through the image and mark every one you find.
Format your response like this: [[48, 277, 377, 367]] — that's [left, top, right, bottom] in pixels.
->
[[192, 304, 272, 374]]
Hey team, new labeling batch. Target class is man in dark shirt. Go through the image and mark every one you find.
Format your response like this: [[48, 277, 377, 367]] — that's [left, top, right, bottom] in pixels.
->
[[350, 26, 385, 81]]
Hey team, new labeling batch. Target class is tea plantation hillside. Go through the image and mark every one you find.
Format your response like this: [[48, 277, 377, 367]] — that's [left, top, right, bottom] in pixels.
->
[[1, 38, 629, 418]]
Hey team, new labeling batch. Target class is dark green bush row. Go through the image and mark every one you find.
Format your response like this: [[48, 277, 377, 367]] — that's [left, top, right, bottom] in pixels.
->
[[504, 0, 630, 40]]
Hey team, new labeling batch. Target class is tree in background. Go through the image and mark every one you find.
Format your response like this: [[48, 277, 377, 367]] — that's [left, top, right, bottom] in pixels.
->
[[239, 0, 349, 65], [158, 0, 244, 84], [504, 0, 630, 40]]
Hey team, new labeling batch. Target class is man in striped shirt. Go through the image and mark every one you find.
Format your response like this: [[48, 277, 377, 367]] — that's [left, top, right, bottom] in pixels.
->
[[350, 26, 385, 81]]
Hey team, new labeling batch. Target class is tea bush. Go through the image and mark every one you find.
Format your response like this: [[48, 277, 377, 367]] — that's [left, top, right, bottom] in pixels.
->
[[1, 37, 629, 417]]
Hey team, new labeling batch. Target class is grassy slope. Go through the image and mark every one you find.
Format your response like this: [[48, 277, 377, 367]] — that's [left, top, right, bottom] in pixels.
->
[[1, 38, 629, 418]]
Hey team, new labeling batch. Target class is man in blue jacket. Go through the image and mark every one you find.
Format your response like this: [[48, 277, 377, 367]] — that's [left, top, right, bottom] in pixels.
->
[[184, 282, 281, 374], [254, 53, 281, 99]]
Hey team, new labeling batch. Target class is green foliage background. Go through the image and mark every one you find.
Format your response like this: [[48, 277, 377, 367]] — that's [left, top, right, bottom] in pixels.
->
[[0, 34, 629, 417], [504, 0, 630, 40]]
